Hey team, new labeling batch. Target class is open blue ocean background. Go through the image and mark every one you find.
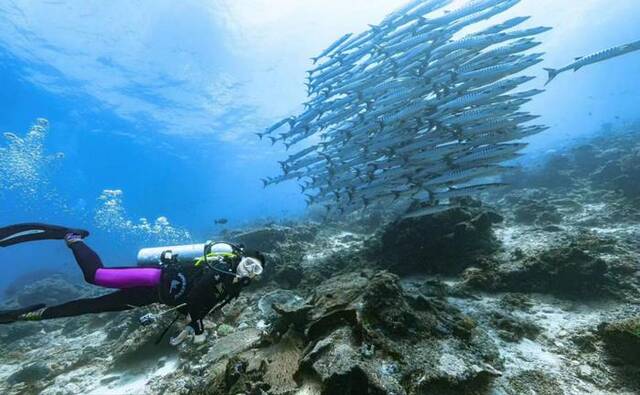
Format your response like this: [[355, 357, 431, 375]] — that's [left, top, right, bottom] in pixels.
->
[[1, 0, 639, 295]]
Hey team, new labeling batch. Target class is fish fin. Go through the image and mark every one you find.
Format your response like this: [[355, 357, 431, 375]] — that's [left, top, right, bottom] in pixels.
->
[[573, 65, 583, 71], [543, 67, 559, 86], [574, 56, 582, 61]]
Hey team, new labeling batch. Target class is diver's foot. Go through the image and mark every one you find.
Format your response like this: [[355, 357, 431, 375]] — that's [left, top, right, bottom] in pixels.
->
[[18, 307, 47, 321], [64, 232, 85, 246], [0, 304, 46, 324]]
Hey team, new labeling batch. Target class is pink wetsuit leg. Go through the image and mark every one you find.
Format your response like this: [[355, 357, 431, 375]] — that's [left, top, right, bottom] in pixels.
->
[[93, 268, 162, 289]]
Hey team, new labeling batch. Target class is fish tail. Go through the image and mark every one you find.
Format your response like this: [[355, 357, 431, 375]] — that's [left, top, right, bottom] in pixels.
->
[[543, 68, 559, 86], [255, 132, 264, 140], [267, 136, 278, 146], [260, 178, 269, 188]]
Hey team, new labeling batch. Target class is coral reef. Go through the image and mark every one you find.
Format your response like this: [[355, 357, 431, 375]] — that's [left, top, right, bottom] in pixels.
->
[[1, 128, 640, 394], [600, 318, 640, 366], [369, 202, 503, 275]]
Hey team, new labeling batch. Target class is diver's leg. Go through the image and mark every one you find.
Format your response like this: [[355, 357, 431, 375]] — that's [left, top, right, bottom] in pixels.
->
[[40, 287, 159, 320], [67, 239, 104, 284], [66, 239, 162, 289]]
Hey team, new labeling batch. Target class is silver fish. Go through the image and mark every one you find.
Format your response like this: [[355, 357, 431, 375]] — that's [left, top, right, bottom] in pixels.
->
[[312, 33, 353, 64], [260, 0, 552, 218], [402, 204, 460, 219], [544, 39, 640, 85]]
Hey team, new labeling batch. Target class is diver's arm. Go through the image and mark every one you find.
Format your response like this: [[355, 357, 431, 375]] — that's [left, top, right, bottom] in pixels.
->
[[185, 270, 222, 335]]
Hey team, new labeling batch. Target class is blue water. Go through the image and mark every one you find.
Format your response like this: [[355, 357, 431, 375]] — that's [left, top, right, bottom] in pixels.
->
[[1, 0, 639, 295]]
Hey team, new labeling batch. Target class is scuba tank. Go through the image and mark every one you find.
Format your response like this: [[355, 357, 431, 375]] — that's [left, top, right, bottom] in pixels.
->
[[137, 242, 243, 267], [137, 243, 205, 266]]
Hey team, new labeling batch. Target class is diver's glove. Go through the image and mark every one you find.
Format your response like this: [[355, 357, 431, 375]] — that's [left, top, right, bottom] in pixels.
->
[[169, 325, 209, 345], [170, 325, 194, 346]]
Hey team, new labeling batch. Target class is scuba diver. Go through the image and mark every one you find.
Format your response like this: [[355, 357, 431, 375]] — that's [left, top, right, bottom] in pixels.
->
[[0, 223, 265, 345]]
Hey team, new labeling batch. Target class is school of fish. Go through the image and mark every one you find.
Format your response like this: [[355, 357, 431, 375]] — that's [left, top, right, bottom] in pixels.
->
[[259, 0, 553, 219]]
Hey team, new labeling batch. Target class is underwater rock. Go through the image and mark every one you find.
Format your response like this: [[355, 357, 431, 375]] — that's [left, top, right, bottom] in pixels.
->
[[498, 293, 534, 312], [505, 154, 575, 190], [4, 270, 70, 299], [298, 326, 389, 395], [505, 370, 562, 395], [272, 300, 313, 335], [490, 311, 541, 342], [229, 226, 289, 252], [229, 224, 319, 253], [570, 331, 599, 353], [288, 271, 502, 394], [600, 317, 640, 366], [217, 324, 235, 337], [214, 356, 270, 395], [572, 144, 601, 176], [0, 322, 42, 344], [465, 244, 611, 299], [11, 274, 85, 307], [361, 272, 419, 338], [7, 362, 51, 385], [258, 290, 305, 322], [511, 196, 563, 226], [371, 204, 502, 275], [274, 261, 304, 289]]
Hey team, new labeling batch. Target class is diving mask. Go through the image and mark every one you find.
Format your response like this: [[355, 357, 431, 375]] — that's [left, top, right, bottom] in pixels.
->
[[237, 257, 263, 279]]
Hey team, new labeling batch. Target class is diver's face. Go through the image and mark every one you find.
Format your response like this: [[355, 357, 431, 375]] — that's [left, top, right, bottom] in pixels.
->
[[238, 257, 263, 279]]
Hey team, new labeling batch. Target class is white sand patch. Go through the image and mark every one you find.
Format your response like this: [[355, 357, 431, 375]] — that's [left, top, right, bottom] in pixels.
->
[[86, 357, 179, 395]]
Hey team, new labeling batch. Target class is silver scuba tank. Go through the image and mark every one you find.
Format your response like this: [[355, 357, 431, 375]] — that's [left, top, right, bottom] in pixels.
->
[[137, 242, 236, 266]]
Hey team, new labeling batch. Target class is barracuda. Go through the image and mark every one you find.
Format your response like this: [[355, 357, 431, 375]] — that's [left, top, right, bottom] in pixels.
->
[[545, 39, 640, 85], [260, 0, 555, 217]]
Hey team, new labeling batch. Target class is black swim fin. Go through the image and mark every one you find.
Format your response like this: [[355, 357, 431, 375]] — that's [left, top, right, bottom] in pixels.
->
[[0, 304, 46, 324], [0, 223, 89, 247]]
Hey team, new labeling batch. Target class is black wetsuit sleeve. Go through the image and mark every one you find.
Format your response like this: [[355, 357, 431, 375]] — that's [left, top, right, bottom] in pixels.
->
[[185, 270, 222, 335]]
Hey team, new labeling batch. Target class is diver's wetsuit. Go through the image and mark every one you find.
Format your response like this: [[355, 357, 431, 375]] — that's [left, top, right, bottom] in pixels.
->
[[40, 242, 244, 334]]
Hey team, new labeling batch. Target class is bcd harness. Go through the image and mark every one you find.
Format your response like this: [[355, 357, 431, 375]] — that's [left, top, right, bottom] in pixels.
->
[[154, 242, 247, 344]]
